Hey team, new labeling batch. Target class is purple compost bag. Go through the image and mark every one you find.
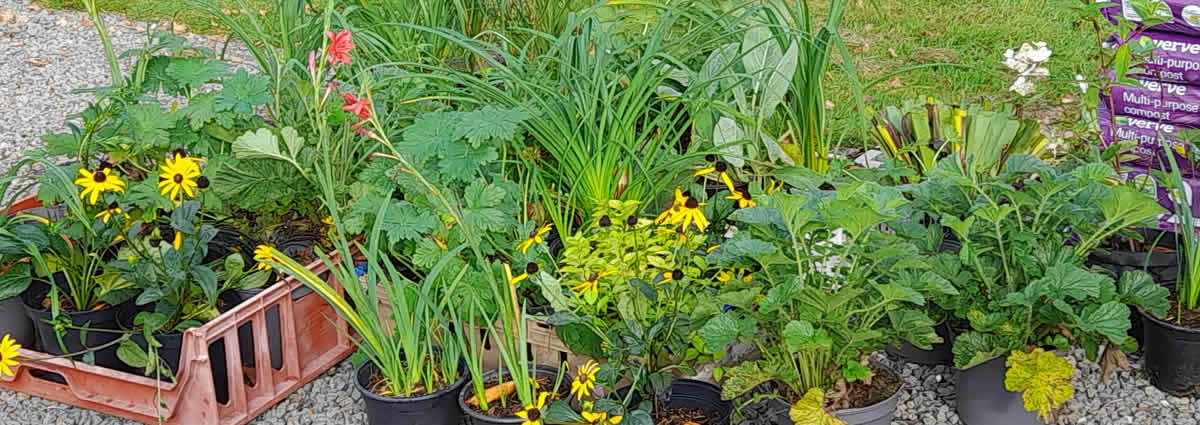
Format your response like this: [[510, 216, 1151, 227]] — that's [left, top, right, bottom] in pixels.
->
[[1130, 29, 1200, 84], [1099, 96, 1200, 176], [1122, 164, 1200, 230], [1105, 0, 1200, 36], [1106, 77, 1200, 127]]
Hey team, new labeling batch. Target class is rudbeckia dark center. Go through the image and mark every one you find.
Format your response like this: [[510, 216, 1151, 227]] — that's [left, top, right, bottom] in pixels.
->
[[588, 272, 599, 281], [704, 154, 716, 162], [741, 190, 752, 200], [93, 171, 107, 182], [598, 215, 612, 227], [107, 202, 119, 209], [625, 215, 638, 226], [685, 198, 699, 209], [525, 262, 539, 274], [715, 162, 727, 172], [173, 174, 184, 183], [671, 269, 684, 280], [528, 409, 541, 420], [197, 176, 210, 189]]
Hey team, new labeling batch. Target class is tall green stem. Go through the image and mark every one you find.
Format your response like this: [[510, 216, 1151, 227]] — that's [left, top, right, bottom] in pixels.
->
[[82, 0, 122, 85]]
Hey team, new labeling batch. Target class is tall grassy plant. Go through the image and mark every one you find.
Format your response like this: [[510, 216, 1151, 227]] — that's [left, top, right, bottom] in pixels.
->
[[404, 10, 731, 231], [1163, 144, 1200, 313]]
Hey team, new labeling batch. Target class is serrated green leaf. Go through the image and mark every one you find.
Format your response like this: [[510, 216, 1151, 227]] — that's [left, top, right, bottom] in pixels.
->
[[166, 58, 228, 90], [1116, 271, 1170, 318], [698, 312, 740, 353], [216, 69, 271, 118], [1077, 301, 1130, 343], [719, 361, 774, 400], [841, 359, 871, 382], [953, 331, 1009, 369], [126, 103, 175, 147]]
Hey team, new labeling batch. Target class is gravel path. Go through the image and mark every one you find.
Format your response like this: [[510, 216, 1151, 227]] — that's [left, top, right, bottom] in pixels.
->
[[1, 0, 1198, 424]]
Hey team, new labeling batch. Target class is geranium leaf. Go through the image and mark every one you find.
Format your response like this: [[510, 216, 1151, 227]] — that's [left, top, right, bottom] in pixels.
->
[[1004, 348, 1075, 422], [788, 388, 846, 425]]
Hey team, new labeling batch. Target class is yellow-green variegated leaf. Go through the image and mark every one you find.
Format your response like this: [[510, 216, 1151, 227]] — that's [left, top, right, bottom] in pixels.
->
[[788, 388, 847, 425], [1004, 348, 1075, 422]]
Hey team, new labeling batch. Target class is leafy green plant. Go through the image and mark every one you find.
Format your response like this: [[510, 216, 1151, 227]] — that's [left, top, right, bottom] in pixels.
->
[[1160, 141, 1200, 314], [699, 174, 944, 412], [909, 155, 1169, 417], [869, 98, 1048, 178]]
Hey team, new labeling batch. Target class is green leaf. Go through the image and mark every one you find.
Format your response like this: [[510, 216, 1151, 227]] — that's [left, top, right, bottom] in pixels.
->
[[451, 106, 531, 147], [841, 359, 871, 382], [117, 339, 149, 369], [720, 361, 774, 399], [412, 238, 444, 269], [533, 271, 575, 313], [166, 58, 228, 90], [1116, 271, 1170, 318], [0, 263, 33, 300], [216, 69, 271, 118], [126, 103, 175, 147], [191, 265, 219, 304], [707, 238, 777, 265], [544, 400, 586, 423], [169, 201, 200, 233], [1077, 301, 1131, 343], [233, 129, 288, 162], [379, 203, 439, 242], [759, 278, 800, 313], [1032, 264, 1106, 301], [889, 310, 940, 349], [698, 312, 741, 353], [438, 143, 497, 182], [783, 321, 832, 351], [874, 282, 925, 305], [180, 93, 218, 130], [953, 331, 1009, 369]]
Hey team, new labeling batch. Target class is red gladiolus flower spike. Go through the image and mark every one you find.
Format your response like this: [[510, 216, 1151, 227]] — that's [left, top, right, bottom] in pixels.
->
[[342, 93, 371, 120], [325, 30, 354, 65]]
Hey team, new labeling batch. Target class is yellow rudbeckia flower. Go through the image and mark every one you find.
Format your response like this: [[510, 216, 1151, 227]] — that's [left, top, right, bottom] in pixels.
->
[[94, 202, 124, 223], [157, 153, 202, 202], [517, 224, 553, 254], [74, 167, 126, 205], [0, 334, 21, 377], [571, 360, 600, 401], [514, 391, 549, 425]]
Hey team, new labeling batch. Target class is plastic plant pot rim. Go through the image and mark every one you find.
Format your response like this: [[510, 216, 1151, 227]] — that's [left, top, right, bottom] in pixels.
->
[[834, 360, 905, 415], [458, 364, 567, 423], [354, 356, 471, 403], [1138, 307, 1200, 335]]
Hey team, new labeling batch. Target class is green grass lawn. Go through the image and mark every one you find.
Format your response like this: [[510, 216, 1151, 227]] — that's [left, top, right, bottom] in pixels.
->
[[47, 0, 1096, 136], [823, 0, 1096, 135]]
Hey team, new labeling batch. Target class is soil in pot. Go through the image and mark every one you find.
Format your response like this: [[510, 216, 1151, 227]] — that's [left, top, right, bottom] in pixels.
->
[[736, 363, 903, 425], [621, 379, 733, 425], [459, 365, 568, 425], [21, 280, 128, 370], [355, 355, 469, 425], [1141, 296, 1200, 397]]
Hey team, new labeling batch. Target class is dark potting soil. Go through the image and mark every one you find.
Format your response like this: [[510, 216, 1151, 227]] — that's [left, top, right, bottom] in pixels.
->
[[1161, 295, 1200, 329], [654, 405, 715, 425], [366, 365, 453, 398], [840, 364, 901, 410], [472, 376, 557, 418]]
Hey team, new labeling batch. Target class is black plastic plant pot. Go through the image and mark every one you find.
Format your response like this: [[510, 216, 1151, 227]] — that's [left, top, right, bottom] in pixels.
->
[[459, 365, 566, 425], [0, 296, 35, 347], [129, 331, 233, 403], [955, 356, 1044, 425], [885, 321, 954, 365], [1140, 308, 1200, 397], [833, 362, 904, 425], [222, 288, 285, 371], [1088, 229, 1179, 348], [354, 356, 470, 425], [20, 281, 127, 371], [619, 379, 733, 425]]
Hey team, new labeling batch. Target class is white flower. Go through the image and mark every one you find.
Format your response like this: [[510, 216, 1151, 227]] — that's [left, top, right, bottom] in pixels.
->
[[1075, 74, 1089, 93], [1010, 76, 1037, 96]]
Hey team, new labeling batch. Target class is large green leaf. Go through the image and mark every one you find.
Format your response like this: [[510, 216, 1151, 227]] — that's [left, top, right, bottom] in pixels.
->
[[953, 331, 1010, 369], [1116, 271, 1170, 318], [889, 310, 940, 349], [1077, 301, 1131, 343], [1031, 264, 1106, 302], [0, 263, 33, 300], [698, 312, 741, 353]]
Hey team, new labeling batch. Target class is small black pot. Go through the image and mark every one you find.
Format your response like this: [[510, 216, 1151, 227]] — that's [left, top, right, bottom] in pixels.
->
[[21, 281, 127, 370], [1140, 308, 1200, 397], [118, 308, 234, 403], [0, 296, 35, 346], [955, 356, 1044, 425], [354, 356, 470, 425], [885, 321, 954, 365], [620, 379, 733, 425], [459, 365, 566, 425]]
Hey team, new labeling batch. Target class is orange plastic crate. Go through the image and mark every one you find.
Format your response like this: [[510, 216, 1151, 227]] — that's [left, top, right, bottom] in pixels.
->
[[0, 197, 356, 425]]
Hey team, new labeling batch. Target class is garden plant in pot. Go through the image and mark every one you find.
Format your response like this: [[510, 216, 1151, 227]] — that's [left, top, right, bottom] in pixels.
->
[[542, 196, 733, 425], [0, 172, 53, 348], [112, 201, 270, 398], [908, 156, 1169, 425], [699, 175, 947, 425], [1138, 146, 1200, 397]]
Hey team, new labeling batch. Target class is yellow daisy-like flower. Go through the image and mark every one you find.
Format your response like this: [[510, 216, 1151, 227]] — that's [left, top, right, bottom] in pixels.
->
[[715, 268, 753, 284], [507, 262, 540, 286], [655, 188, 708, 232], [1, 334, 21, 377], [517, 224, 553, 254], [74, 167, 126, 205], [660, 269, 684, 284], [582, 411, 623, 425], [253, 244, 277, 271], [571, 360, 600, 401], [94, 202, 124, 223], [514, 391, 549, 425], [570, 271, 614, 298], [720, 172, 755, 208], [157, 153, 202, 202]]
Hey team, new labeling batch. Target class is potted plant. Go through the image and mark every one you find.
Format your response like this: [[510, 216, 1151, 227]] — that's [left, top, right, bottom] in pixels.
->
[[0, 172, 51, 347], [695, 175, 945, 425], [543, 195, 733, 425], [1138, 145, 1200, 397], [909, 156, 1169, 424]]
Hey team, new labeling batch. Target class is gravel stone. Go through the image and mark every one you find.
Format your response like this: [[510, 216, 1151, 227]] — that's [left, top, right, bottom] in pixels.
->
[[2, 0, 1200, 423]]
